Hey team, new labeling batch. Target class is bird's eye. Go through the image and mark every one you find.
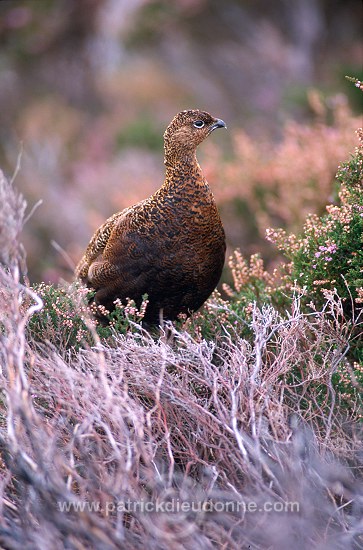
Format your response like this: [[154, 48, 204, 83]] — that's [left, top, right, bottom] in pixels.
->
[[193, 120, 205, 128]]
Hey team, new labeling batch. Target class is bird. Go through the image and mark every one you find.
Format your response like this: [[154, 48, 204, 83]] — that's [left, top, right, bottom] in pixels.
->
[[75, 109, 227, 324]]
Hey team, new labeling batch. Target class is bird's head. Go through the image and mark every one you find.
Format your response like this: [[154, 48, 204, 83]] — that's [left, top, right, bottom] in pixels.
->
[[163, 109, 226, 166]]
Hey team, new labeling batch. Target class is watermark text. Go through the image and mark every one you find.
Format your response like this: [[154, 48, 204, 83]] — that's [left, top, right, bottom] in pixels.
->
[[58, 498, 300, 515]]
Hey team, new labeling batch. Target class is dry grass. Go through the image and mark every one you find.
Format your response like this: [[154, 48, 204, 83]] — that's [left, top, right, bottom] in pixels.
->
[[0, 170, 362, 549]]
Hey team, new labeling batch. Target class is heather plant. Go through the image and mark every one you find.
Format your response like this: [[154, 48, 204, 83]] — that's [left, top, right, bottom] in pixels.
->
[[207, 91, 361, 254], [200, 116, 363, 412], [94, 294, 149, 339], [267, 128, 363, 361], [26, 282, 94, 349], [182, 252, 289, 343], [187, 260, 361, 417], [222, 250, 291, 312], [27, 282, 149, 349]]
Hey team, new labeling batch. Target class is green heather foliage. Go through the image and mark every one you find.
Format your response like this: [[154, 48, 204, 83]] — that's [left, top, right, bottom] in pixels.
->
[[267, 127, 363, 364], [27, 283, 149, 348], [267, 131, 363, 311], [26, 282, 94, 349]]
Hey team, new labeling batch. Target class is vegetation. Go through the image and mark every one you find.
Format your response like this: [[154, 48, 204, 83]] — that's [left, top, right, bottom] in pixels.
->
[[0, 3, 362, 546], [26, 282, 150, 349], [0, 102, 362, 547]]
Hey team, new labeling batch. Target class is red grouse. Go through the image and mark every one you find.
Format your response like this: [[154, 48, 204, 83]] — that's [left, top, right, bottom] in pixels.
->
[[75, 109, 226, 324]]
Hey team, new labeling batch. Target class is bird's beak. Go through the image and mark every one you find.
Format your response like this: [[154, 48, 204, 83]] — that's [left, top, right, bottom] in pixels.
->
[[210, 119, 227, 132]]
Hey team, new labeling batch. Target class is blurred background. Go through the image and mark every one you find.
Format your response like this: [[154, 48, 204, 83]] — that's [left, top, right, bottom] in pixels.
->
[[0, 0, 361, 284]]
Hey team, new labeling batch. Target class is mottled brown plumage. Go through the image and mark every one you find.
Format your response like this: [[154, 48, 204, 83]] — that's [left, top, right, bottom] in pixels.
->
[[75, 109, 226, 323]]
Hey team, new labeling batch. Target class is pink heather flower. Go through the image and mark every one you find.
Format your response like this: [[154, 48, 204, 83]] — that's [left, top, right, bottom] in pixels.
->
[[326, 257, 333, 262], [315, 251, 321, 258]]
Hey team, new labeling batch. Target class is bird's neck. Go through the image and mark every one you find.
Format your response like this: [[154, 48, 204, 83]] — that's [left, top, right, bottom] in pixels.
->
[[163, 152, 206, 192]]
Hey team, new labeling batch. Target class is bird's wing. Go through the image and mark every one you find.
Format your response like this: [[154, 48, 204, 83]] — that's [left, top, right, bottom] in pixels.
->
[[75, 210, 127, 281]]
